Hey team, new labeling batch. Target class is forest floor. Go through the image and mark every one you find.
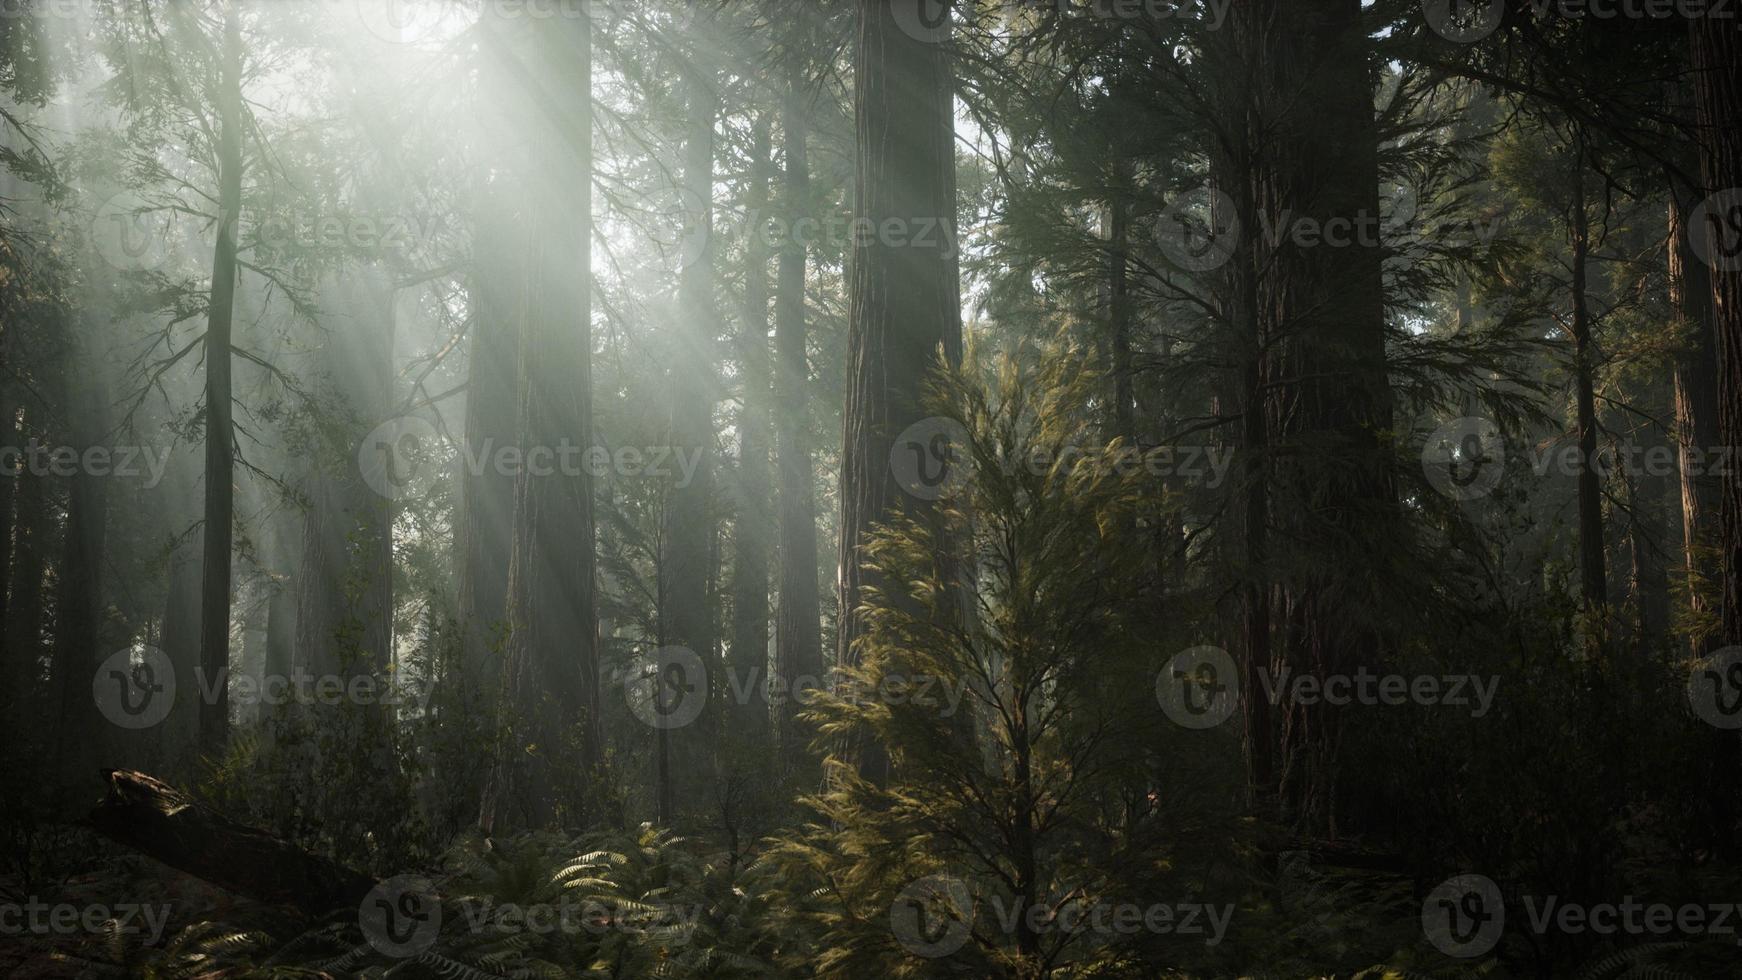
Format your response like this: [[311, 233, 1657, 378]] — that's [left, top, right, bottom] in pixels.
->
[[1, 828, 280, 978]]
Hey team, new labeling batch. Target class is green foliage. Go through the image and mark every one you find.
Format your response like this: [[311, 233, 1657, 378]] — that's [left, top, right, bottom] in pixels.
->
[[97, 827, 794, 979], [768, 341, 1212, 978]]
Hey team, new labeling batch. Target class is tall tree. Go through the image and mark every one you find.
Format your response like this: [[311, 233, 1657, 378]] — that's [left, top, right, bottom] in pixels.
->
[[197, 0, 244, 757], [1689, 7, 1742, 860], [294, 272, 396, 766], [656, 57, 720, 825], [1670, 168, 1720, 642], [0, 403, 44, 748], [836, 0, 963, 782], [1212, 0, 1275, 806], [1222, 0, 1395, 833], [730, 114, 773, 745], [50, 339, 110, 797], [773, 52, 822, 767], [1690, 19, 1742, 648], [480, 7, 599, 831], [456, 184, 523, 698]]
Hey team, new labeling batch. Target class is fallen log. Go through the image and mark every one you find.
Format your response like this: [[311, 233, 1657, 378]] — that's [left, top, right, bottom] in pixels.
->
[[83, 768, 376, 915]]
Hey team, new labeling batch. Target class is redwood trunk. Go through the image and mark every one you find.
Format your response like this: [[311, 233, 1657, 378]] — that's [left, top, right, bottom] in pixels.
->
[[838, 0, 963, 781], [481, 11, 599, 831], [197, 1, 243, 757], [655, 66, 720, 824], [1670, 173, 1720, 643], [1690, 20, 1742, 647], [731, 115, 774, 745], [774, 59, 824, 769]]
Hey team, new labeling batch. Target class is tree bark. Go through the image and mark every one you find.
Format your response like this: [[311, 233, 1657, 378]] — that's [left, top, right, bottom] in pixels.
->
[[85, 769, 376, 914], [294, 271, 396, 764], [457, 183, 522, 699], [731, 114, 774, 745], [656, 64, 720, 824], [1690, 19, 1742, 648], [1689, 7, 1742, 857], [6, 435, 44, 647], [0, 393, 24, 746], [50, 362, 110, 800], [1670, 172, 1721, 645], [264, 572, 293, 688], [480, 9, 599, 832], [1226, 0, 1394, 835], [197, 0, 243, 757], [838, 0, 963, 781], [774, 56, 823, 769]]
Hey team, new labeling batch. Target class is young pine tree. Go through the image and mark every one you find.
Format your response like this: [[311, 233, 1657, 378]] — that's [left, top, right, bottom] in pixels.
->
[[776, 343, 1166, 978]]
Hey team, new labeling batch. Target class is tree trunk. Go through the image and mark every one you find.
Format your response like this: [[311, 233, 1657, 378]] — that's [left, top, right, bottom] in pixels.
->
[[1670, 171, 1721, 645], [774, 56, 823, 769], [236, 577, 267, 729], [1227, 0, 1393, 836], [457, 182, 522, 700], [1624, 457, 1672, 656], [1690, 19, 1742, 648], [1207, 19, 1274, 796], [253, 524, 295, 760], [0, 393, 24, 746], [656, 64, 720, 824], [1689, 9, 1742, 856], [264, 573, 293, 688], [731, 114, 773, 746], [838, 0, 963, 782], [197, 0, 243, 757], [1235, 211, 1274, 801], [50, 362, 110, 801], [86, 770, 376, 914], [294, 272, 396, 767], [4, 413, 46, 739], [480, 10, 598, 832]]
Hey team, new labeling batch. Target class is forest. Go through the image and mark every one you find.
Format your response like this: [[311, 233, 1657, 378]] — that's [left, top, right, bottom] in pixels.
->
[[1, 0, 1741, 976]]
